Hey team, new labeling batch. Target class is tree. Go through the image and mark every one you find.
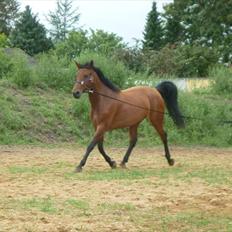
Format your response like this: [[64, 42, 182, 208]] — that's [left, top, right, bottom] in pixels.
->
[[143, 2, 164, 50], [163, 0, 232, 63], [88, 29, 126, 54], [10, 6, 53, 56], [55, 30, 88, 58], [47, 0, 80, 42], [0, 0, 19, 35], [163, 3, 183, 45]]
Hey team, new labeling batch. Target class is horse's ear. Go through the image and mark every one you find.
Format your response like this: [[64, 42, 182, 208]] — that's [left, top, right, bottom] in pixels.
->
[[90, 60, 94, 67], [75, 61, 81, 69]]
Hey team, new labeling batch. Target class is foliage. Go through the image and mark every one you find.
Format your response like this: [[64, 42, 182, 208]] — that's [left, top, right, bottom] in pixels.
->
[[88, 29, 126, 54], [0, 0, 19, 35], [8, 51, 35, 88], [112, 41, 145, 73], [33, 53, 75, 91], [163, 3, 183, 45], [0, 49, 12, 79], [0, 33, 9, 47], [163, 0, 232, 64], [10, 6, 53, 56], [174, 44, 218, 77], [142, 44, 218, 77], [55, 30, 88, 58], [143, 2, 164, 50], [47, 0, 80, 42], [143, 45, 178, 76], [210, 66, 232, 96]]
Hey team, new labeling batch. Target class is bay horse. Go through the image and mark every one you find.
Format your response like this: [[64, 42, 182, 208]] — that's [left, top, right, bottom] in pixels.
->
[[72, 60, 185, 172]]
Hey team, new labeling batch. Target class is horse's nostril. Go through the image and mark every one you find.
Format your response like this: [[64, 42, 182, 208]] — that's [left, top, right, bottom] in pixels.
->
[[73, 92, 81, 99]]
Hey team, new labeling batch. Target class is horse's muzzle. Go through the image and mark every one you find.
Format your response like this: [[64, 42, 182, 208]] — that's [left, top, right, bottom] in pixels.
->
[[73, 91, 81, 99]]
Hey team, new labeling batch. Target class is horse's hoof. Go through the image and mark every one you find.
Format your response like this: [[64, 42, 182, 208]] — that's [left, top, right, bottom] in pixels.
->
[[75, 166, 82, 173], [111, 161, 117, 169], [120, 162, 127, 169], [168, 159, 175, 166]]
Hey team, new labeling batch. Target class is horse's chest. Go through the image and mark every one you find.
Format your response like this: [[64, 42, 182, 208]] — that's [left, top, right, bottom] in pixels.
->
[[91, 109, 113, 126]]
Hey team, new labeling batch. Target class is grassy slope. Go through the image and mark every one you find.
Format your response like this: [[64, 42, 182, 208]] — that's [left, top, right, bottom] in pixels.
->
[[0, 80, 232, 146], [0, 80, 91, 145]]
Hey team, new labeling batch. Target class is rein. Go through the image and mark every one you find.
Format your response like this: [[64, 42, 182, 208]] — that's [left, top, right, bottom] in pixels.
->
[[74, 77, 232, 125], [83, 87, 232, 125]]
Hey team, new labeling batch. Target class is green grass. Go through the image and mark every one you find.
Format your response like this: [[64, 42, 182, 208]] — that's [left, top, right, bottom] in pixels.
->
[[0, 79, 232, 147], [8, 166, 47, 174], [99, 202, 135, 211], [65, 199, 89, 210], [21, 197, 57, 213], [133, 210, 232, 232]]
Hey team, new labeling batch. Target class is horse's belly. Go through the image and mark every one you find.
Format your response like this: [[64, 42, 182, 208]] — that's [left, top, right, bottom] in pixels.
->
[[109, 108, 147, 129]]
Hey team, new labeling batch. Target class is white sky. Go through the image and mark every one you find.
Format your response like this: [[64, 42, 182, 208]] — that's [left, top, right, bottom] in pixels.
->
[[18, 0, 172, 45]]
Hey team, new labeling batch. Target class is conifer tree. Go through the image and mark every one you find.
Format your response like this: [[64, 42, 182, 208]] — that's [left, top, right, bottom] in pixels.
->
[[10, 6, 53, 55], [0, 0, 19, 35], [47, 0, 80, 42], [143, 2, 164, 50]]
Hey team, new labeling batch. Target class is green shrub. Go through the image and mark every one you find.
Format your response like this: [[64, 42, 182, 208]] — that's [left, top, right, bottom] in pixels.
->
[[0, 49, 12, 79], [142, 44, 218, 77], [33, 53, 75, 91], [209, 66, 232, 96], [143, 45, 179, 76], [0, 33, 9, 47], [175, 44, 218, 77], [8, 52, 34, 88], [55, 30, 89, 59]]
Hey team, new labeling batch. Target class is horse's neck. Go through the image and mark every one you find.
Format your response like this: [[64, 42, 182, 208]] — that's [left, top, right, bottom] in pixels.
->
[[89, 84, 118, 111]]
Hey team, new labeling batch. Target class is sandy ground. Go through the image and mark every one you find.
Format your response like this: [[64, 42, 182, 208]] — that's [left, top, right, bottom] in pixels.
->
[[0, 146, 232, 232]]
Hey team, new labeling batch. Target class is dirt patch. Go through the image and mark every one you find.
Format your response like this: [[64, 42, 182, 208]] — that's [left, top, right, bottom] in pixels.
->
[[0, 146, 232, 231]]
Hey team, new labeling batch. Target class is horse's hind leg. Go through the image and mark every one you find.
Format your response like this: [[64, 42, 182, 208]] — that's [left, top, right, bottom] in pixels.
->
[[149, 113, 174, 166], [98, 137, 117, 169], [120, 124, 138, 168]]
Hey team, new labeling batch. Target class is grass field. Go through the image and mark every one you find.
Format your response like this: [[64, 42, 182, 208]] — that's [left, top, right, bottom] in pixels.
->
[[0, 146, 232, 232]]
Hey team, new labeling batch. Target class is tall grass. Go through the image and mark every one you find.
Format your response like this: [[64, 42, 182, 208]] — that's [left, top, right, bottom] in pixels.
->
[[209, 65, 232, 97]]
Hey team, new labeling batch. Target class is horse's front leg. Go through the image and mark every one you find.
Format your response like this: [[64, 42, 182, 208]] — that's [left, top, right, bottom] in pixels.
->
[[98, 137, 117, 169], [75, 125, 105, 173]]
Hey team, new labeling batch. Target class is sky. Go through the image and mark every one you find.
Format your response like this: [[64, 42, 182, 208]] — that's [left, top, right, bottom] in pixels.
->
[[18, 0, 173, 45]]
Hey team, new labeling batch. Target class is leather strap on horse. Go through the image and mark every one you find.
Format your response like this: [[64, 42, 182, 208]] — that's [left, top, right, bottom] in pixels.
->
[[85, 89, 232, 125]]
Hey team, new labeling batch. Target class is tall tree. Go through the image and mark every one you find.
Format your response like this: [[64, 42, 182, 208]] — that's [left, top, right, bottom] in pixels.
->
[[143, 2, 164, 50], [10, 6, 53, 55], [0, 0, 19, 35], [163, 0, 232, 63], [163, 2, 183, 45], [47, 0, 80, 42]]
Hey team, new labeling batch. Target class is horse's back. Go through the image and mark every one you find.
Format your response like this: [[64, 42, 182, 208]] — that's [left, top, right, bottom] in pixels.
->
[[121, 86, 164, 108]]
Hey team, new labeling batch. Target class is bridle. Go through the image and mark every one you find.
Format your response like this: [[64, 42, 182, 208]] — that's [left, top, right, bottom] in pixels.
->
[[75, 76, 94, 93]]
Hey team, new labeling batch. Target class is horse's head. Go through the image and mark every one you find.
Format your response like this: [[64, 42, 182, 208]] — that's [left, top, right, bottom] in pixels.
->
[[72, 60, 95, 99]]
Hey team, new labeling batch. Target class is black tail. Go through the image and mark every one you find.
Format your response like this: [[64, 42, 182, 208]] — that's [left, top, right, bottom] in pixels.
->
[[156, 81, 185, 128]]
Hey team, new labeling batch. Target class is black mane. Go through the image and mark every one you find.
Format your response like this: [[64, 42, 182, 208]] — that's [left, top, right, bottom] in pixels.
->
[[81, 62, 120, 92]]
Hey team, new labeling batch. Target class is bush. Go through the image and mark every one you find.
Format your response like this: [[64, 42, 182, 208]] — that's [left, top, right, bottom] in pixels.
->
[[0, 33, 9, 47], [143, 45, 178, 76], [8, 52, 34, 88], [55, 30, 89, 59], [209, 66, 232, 96], [33, 53, 75, 91], [0, 49, 12, 79], [142, 44, 218, 77], [175, 44, 218, 77]]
